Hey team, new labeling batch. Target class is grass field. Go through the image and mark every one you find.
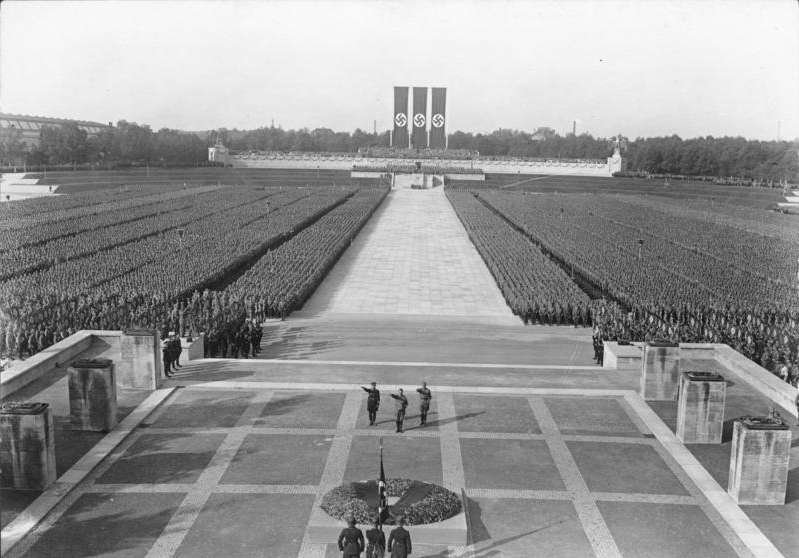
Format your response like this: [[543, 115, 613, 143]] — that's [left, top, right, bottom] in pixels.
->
[[460, 173, 788, 209], [23, 167, 788, 210]]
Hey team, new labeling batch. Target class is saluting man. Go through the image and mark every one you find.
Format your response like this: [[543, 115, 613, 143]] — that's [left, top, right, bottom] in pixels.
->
[[361, 382, 381, 426], [416, 381, 432, 426]]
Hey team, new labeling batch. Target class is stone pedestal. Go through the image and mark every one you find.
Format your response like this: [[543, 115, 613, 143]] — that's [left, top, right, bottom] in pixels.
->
[[640, 341, 681, 400], [676, 371, 726, 444], [0, 403, 57, 490], [68, 358, 117, 432], [727, 418, 791, 505], [118, 329, 161, 389]]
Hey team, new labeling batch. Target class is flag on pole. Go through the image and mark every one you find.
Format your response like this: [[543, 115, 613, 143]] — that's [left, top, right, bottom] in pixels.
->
[[378, 438, 388, 528]]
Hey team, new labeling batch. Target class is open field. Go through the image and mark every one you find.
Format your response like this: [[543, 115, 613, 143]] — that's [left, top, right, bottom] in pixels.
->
[[26, 167, 358, 193], [458, 173, 788, 209]]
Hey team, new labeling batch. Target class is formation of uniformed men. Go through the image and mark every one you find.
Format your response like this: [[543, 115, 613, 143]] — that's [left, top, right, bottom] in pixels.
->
[[593, 300, 799, 387], [205, 319, 263, 359], [362, 383, 432, 433], [336, 516, 411, 558]]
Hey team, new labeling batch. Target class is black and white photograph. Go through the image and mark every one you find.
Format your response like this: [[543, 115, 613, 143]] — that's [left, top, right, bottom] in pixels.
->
[[1, 1, 797, 557]]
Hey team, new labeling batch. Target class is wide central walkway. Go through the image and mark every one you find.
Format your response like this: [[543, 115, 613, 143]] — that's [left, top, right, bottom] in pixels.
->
[[296, 188, 517, 322]]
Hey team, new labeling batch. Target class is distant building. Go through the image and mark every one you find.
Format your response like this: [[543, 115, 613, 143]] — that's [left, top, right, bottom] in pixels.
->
[[0, 113, 111, 148], [0, 113, 112, 166], [208, 136, 229, 165]]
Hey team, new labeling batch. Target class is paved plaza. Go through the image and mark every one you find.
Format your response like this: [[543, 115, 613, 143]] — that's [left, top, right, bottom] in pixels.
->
[[5, 357, 797, 558], [296, 188, 517, 322]]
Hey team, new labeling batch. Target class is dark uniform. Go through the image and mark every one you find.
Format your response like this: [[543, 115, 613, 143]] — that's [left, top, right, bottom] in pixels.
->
[[390, 390, 408, 433], [162, 336, 174, 377], [365, 527, 386, 558], [337, 524, 364, 558], [387, 524, 412, 558], [416, 383, 432, 426], [362, 383, 381, 425], [170, 336, 182, 368]]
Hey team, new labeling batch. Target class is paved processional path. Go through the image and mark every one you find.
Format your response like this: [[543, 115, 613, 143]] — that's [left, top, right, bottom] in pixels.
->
[[296, 188, 518, 323]]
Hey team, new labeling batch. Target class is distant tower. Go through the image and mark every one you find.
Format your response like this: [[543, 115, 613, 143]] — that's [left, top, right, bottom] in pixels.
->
[[208, 134, 229, 165]]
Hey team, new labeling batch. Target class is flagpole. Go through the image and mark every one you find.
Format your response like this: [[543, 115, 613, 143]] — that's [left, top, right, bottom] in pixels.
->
[[378, 437, 386, 532]]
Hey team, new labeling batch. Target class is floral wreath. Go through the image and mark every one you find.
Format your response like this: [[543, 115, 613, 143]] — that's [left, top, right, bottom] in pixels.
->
[[320, 478, 462, 526]]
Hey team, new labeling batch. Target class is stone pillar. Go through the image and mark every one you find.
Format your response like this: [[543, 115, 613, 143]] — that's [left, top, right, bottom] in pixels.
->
[[640, 341, 681, 400], [727, 417, 791, 505], [676, 371, 726, 444], [68, 358, 117, 432], [0, 403, 57, 490], [118, 329, 162, 389]]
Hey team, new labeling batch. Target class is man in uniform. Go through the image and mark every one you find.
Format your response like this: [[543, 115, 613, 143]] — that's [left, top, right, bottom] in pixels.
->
[[163, 334, 174, 377], [361, 382, 380, 426], [390, 388, 408, 433], [337, 516, 364, 558], [170, 334, 183, 369], [387, 516, 412, 558], [416, 381, 432, 426]]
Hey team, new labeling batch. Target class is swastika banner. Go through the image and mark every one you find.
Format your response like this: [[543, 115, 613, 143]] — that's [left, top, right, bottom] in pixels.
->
[[412, 86, 428, 149], [393, 86, 409, 149], [429, 87, 447, 149]]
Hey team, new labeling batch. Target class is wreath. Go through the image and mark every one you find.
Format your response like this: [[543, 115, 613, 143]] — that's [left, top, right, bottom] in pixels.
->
[[320, 478, 461, 526]]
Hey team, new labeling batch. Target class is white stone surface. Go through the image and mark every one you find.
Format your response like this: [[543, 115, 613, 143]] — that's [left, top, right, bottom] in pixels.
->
[[297, 188, 518, 323]]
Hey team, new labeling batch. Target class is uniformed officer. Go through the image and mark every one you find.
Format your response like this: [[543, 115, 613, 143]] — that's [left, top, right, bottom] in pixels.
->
[[337, 516, 364, 558], [416, 381, 432, 426], [361, 382, 380, 426], [390, 389, 408, 433], [364, 519, 386, 558], [387, 516, 412, 558], [170, 335, 182, 369]]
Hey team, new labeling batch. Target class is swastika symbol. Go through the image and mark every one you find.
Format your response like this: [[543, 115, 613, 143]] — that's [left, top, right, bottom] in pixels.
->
[[432, 113, 445, 128], [394, 113, 407, 127], [414, 113, 426, 127]]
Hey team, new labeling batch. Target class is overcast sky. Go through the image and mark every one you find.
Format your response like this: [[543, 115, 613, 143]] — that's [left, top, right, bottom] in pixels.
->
[[2, 0, 798, 140]]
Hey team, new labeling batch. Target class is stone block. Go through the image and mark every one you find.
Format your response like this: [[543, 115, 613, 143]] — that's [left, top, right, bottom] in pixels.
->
[[117, 329, 162, 389], [181, 333, 204, 361], [602, 342, 642, 370], [0, 402, 57, 490], [727, 418, 791, 505], [640, 341, 680, 401], [68, 358, 118, 432], [676, 371, 726, 444]]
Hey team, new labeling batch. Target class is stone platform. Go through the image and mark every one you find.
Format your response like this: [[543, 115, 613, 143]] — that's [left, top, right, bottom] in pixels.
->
[[3, 353, 796, 558]]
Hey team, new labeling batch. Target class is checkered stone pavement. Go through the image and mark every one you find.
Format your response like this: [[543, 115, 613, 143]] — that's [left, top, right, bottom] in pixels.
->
[[6, 384, 766, 558]]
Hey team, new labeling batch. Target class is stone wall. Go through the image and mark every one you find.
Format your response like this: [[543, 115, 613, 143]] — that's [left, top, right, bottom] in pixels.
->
[[231, 154, 619, 177]]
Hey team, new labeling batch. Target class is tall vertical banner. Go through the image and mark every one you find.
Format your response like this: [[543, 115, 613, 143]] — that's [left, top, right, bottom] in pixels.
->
[[411, 87, 428, 149], [429, 87, 447, 149], [392, 86, 409, 149]]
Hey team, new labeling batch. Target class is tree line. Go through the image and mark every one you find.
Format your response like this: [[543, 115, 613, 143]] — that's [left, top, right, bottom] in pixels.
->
[[0, 120, 208, 168], [2, 119, 797, 181]]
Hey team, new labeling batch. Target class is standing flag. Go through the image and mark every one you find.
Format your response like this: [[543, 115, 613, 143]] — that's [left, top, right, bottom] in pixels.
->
[[378, 437, 388, 528], [392, 87, 409, 149], [411, 87, 428, 149], [429, 87, 447, 149]]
